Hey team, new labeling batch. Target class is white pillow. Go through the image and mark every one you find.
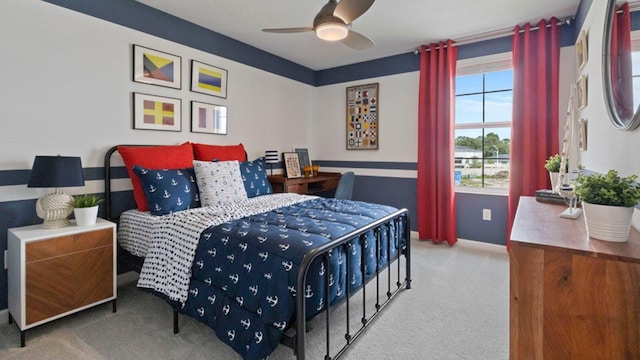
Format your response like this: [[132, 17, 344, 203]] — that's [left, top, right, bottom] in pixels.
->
[[193, 160, 248, 206]]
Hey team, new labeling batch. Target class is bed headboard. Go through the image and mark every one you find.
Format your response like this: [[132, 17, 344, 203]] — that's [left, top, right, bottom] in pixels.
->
[[103, 144, 249, 221]]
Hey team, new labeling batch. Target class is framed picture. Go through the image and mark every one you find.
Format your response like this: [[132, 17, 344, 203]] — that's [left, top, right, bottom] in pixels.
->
[[283, 152, 302, 179], [294, 148, 311, 172], [191, 101, 228, 135], [191, 60, 228, 98], [577, 75, 588, 110], [576, 30, 588, 71], [346, 83, 379, 150], [578, 118, 588, 151], [133, 92, 181, 132], [133, 45, 181, 89]]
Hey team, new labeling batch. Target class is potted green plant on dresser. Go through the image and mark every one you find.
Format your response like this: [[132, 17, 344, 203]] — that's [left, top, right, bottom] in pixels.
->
[[544, 154, 562, 193], [574, 170, 640, 242], [69, 194, 103, 226]]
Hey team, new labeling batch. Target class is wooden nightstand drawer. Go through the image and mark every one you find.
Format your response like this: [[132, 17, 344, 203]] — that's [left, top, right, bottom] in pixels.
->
[[26, 227, 113, 262], [286, 183, 308, 194]]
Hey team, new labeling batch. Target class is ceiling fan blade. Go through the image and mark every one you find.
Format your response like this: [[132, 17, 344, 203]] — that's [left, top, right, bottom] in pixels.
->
[[262, 27, 313, 34], [334, 0, 375, 24], [341, 30, 374, 50]]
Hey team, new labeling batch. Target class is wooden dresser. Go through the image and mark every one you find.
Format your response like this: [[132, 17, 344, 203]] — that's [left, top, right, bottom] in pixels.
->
[[510, 197, 640, 359], [268, 172, 341, 195]]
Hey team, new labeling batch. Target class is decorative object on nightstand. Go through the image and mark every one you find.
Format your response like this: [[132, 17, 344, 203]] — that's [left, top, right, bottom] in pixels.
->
[[69, 194, 104, 227], [264, 150, 279, 175], [27, 155, 85, 229], [574, 169, 640, 242]]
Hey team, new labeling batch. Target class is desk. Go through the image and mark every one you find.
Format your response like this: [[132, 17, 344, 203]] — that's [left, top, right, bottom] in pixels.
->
[[510, 197, 640, 359], [268, 172, 341, 195]]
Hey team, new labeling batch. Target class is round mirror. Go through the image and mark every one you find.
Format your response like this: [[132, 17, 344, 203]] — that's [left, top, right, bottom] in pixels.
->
[[603, 1, 640, 130]]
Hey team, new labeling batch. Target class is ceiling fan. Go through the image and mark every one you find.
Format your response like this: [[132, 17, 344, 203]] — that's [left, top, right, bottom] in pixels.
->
[[262, 0, 375, 50]]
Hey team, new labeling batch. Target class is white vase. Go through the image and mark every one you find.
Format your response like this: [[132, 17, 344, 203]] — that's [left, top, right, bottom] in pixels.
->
[[74, 206, 99, 227], [582, 202, 634, 242], [549, 172, 560, 193]]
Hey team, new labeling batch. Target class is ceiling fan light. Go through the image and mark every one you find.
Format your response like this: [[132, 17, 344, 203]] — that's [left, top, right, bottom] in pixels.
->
[[315, 23, 348, 41]]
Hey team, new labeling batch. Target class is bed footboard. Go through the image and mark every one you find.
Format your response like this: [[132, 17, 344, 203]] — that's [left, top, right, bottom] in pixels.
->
[[293, 209, 410, 360]]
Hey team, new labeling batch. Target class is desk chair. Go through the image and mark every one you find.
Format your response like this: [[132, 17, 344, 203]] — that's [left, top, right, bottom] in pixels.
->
[[334, 171, 355, 200]]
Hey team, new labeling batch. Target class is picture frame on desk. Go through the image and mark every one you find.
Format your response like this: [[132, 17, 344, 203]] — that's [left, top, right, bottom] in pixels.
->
[[283, 152, 302, 179]]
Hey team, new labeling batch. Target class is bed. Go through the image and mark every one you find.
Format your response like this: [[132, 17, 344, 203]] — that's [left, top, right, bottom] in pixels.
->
[[104, 143, 411, 359]]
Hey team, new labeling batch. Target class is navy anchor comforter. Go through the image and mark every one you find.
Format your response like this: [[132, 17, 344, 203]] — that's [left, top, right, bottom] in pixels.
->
[[170, 197, 404, 359]]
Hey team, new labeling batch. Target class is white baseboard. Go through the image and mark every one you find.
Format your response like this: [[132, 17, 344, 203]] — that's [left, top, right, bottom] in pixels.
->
[[411, 231, 507, 254]]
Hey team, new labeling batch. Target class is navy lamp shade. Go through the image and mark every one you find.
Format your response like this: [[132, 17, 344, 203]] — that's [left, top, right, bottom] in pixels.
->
[[264, 150, 279, 175], [28, 155, 85, 228]]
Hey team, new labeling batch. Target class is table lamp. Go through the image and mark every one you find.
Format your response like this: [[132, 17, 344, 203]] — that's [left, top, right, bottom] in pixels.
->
[[27, 155, 85, 228], [265, 150, 279, 175]]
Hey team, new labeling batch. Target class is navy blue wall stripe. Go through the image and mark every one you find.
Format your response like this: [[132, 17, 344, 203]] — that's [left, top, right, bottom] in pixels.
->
[[315, 160, 416, 170], [44, 0, 579, 88], [42, 0, 316, 86]]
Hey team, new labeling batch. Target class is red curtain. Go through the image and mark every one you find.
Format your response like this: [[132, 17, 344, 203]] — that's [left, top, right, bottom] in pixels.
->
[[417, 41, 457, 246], [611, 3, 633, 120], [507, 19, 560, 246]]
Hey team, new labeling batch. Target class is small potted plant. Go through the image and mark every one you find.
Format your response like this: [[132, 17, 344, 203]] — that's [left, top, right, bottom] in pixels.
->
[[574, 169, 640, 242], [544, 154, 563, 193], [69, 194, 103, 226]]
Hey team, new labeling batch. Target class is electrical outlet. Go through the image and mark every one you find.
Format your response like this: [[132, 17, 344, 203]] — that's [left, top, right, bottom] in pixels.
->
[[482, 208, 492, 221]]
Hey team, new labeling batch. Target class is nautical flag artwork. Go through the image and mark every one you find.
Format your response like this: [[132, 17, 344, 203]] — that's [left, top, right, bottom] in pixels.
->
[[191, 60, 228, 99], [134, 93, 181, 132], [346, 83, 379, 150], [133, 45, 181, 89], [191, 101, 228, 134]]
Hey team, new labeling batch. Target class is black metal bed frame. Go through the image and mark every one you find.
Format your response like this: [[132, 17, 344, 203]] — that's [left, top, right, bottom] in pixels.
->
[[104, 145, 412, 360]]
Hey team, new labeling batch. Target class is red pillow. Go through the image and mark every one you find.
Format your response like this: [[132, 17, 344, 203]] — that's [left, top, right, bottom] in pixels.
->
[[118, 143, 194, 211], [192, 143, 247, 162]]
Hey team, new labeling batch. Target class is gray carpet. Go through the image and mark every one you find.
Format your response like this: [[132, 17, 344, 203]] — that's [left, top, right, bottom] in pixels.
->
[[0, 239, 509, 359]]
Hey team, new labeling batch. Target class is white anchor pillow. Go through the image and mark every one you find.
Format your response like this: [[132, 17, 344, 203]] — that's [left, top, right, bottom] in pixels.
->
[[132, 166, 201, 216], [193, 160, 248, 207]]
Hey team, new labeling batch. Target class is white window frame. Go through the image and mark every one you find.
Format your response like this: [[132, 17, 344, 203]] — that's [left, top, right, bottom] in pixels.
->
[[455, 52, 513, 195]]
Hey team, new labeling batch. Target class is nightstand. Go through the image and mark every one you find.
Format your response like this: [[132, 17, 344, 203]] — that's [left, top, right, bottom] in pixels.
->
[[7, 218, 117, 347]]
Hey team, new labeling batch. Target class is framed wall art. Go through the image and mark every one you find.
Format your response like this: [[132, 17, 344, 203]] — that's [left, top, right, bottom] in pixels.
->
[[346, 83, 378, 150], [191, 101, 228, 135], [133, 45, 181, 89], [576, 30, 588, 71], [191, 60, 228, 98], [283, 152, 302, 179], [578, 118, 588, 151], [133, 92, 181, 132], [577, 74, 588, 110]]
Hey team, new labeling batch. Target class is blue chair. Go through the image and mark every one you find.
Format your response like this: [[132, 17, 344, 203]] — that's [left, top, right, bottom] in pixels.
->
[[334, 171, 355, 200]]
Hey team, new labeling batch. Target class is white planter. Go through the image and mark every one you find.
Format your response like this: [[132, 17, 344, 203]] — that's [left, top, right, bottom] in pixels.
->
[[74, 206, 99, 227], [582, 202, 634, 242], [549, 172, 560, 193]]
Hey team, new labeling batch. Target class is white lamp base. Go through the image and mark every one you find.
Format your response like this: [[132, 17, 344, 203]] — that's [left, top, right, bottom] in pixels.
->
[[560, 207, 582, 219], [36, 192, 73, 229]]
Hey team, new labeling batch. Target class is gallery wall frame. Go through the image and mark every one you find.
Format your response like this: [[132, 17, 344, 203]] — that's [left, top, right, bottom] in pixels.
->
[[576, 30, 588, 71], [191, 101, 228, 135], [133, 92, 182, 132], [283, 152, 302, 179], [346, 83, 379, 150], [577, 74, 588, 110], [191, 60, 228, 98], [133, 45, 181, 89]]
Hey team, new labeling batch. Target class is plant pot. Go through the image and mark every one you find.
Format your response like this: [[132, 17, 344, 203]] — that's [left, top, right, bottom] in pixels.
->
[[74, 206, 99, 227], [549, 172, 560, 193], [582, 202, 634, 242]]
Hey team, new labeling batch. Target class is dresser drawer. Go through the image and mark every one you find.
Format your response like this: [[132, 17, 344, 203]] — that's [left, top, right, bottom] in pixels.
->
[[26, 228, 113, 262]]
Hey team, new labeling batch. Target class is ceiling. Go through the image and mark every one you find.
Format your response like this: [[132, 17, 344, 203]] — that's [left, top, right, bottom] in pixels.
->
[[136, 0, 581, 71]]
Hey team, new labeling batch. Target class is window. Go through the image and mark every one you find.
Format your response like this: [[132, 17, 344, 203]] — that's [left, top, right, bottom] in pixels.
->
[[455, 54, 513, 192]]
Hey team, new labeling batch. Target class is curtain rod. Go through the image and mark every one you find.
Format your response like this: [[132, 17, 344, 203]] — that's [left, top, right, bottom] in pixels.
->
[[413, 16, 573, 54]]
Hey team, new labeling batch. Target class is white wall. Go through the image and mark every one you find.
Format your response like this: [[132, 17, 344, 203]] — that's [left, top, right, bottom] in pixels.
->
[[578, 0, 640, 177], [1, 0, 314, 197]]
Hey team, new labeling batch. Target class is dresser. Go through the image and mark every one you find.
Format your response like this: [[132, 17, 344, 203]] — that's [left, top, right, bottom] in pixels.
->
[[510, 197, 640, 359], [8, 218, 117, 346]]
